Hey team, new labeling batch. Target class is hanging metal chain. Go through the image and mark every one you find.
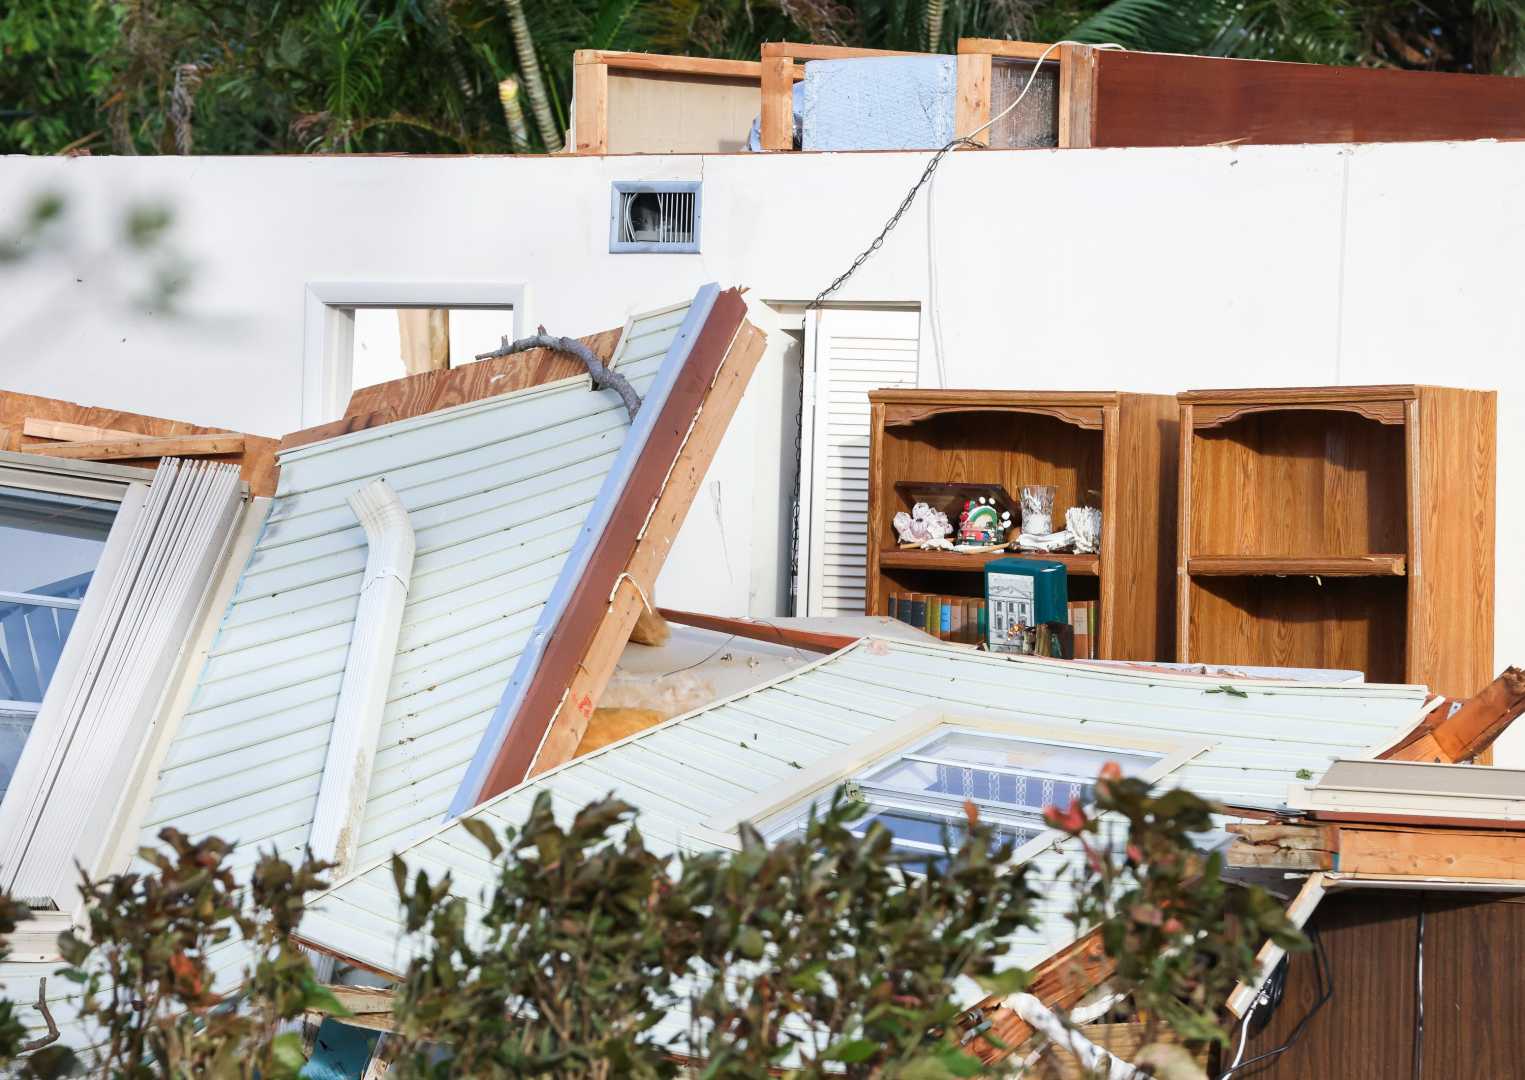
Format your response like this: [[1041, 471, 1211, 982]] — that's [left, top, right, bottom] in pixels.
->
[[789, 137, 978, 608]]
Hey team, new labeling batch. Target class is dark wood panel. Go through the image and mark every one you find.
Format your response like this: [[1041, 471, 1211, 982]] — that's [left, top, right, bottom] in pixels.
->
[[1419, 893, 1525, 1079], [1237, 891, 1419, 1079], [1092, 50, 1525, 147], [1187, 575, 1407, 681]]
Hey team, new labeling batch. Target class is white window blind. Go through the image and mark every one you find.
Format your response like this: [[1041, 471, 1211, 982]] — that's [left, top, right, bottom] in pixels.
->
[[0, 459, 243, 908], [798, 307, 920, 617]]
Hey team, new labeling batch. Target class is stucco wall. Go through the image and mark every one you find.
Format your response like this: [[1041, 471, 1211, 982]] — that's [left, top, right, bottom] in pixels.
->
[[1, 143, 1519, 748]]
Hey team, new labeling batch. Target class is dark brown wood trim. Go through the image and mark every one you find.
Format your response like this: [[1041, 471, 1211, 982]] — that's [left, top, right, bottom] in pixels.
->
[[657, 608, 860, 654], [473, 290, 749, 801]]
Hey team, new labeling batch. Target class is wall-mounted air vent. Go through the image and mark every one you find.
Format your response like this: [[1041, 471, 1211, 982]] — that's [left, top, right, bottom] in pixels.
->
[[609, 181, 701, 253]]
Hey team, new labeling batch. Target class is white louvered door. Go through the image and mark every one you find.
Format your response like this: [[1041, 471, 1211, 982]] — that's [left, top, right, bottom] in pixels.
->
[[798, 307, 921, 617]]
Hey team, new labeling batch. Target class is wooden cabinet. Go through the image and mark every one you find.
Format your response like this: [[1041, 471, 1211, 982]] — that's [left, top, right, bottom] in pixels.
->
[[866, 390, 1178, 662], [1177, 385, 1495, 698]]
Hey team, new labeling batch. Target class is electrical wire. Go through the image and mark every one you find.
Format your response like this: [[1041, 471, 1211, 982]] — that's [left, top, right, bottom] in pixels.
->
[[1218, 926, 1334, 1079], [805, 40, 1123, 312]]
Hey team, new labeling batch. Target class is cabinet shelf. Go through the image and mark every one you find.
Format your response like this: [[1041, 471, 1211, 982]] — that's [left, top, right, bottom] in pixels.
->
[[880, 548, 1101, 576], [1188, 555, 1406, 578], [1177, 385, 1495, 698], [867, 389, 1177, 661]]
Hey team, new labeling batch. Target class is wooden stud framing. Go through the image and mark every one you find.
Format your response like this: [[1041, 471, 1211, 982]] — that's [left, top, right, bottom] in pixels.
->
[[954, 53, 993, 144], [573, 58, 609, 154], [530, 320, 768, 776], [1057, 43, 1096, 148], [656, 608, 859, 655]]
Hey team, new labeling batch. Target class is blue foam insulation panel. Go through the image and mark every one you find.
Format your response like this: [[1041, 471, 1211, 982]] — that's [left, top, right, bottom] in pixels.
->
[[300, 1020, 380, 1079], [800, 55, 957, 151]]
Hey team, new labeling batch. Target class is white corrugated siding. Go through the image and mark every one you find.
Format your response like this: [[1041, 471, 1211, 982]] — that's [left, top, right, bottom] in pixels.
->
[[301, 639, 1429, 981], [139, 301, 691, 878], [803, 308, 920, 617]]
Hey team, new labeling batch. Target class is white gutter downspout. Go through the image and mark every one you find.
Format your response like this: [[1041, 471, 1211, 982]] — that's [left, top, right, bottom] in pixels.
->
[[309, 479, 416, 876]]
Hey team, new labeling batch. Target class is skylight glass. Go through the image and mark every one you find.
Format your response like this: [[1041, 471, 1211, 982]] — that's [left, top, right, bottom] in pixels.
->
[[761, 726, 1163, 867]]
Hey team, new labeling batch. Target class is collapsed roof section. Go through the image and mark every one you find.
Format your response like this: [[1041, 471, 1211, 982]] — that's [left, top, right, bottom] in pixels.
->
[[137, 284, 763, 879], [298, 637, 1432, 975]]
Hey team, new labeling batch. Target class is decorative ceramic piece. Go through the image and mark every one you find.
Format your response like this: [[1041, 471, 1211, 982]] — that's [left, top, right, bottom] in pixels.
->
[[958, 497, 1013, 546], [893, 501, 954, 549], [1015, 530, 1075, 553], [1066, 506, 1102, 554], [1020, 484, 1056, 536]]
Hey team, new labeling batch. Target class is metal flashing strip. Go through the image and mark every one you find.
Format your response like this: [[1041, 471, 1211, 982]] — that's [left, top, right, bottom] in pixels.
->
[[449, 283, 726, 814]]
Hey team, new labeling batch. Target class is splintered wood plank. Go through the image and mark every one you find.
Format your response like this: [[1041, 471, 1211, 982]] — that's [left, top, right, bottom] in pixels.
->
[[530, 320, 769, 777], [18, 433, 245, 460], [1, 390, 277, 495], [966, 929, 1115, 1065], [22, 417, 142, 443]]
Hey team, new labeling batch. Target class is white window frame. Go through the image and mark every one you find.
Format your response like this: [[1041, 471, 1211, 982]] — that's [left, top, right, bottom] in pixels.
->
[[0, 453, 150, 854], [687, 707, 1210, 863], [301, 282, 529, 426]]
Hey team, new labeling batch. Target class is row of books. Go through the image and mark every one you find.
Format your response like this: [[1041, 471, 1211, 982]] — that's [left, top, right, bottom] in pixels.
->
[[886, 592, 987, 644], [885, 592, 1099, 658]]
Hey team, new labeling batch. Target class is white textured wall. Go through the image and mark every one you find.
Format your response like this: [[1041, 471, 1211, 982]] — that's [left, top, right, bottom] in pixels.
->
[[0, 144, 1520, 749]]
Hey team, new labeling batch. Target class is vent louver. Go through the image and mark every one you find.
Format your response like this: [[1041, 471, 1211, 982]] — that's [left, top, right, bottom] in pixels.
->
[[609, 181, 701, 253]]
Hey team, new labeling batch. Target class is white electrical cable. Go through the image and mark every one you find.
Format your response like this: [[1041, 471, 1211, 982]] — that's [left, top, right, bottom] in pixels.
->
[[958, 40, 1126, 145]]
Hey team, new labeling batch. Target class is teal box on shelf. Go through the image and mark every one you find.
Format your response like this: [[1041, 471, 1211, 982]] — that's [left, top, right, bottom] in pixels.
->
[[985, 558, 1068, 654]]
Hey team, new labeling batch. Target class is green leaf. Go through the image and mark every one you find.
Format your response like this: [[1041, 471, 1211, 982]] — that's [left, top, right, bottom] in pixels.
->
[[270, 1032, 308, 1071], [1205, 684, 1249, 698], [974, 966, 1032, 997], [300, 977, 354, 1017], [736, 927, 765, 960], [460, 815, 503, 859], [826, 1038, 879, 1063]]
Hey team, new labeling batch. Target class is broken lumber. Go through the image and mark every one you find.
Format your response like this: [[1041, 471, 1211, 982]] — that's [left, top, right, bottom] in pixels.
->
[[1384, 666, 1525, 763], [22, 417, 142, 443], [966, 928, 1116, 1065], [1226, 822, 1336, 871], [19, 432, 246, 460], [656, 608, 860, 655]]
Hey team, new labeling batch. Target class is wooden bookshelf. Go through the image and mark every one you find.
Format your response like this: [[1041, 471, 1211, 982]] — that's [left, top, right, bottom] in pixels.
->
[[866, 389, 1178, 662], [1177, 385, 1496, 698]]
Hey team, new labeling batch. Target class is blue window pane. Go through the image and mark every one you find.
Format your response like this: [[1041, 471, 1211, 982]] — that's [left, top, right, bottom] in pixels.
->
[[0, 600, 75, 704], [0, 486, 117, 596], [1, 709, 33, 806]]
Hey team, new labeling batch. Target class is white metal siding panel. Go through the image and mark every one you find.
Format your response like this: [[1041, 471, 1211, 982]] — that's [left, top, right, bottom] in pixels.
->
[[139, 304, 690, 886], [804, 309, 919, 617], [301, 639, 1428, 977]]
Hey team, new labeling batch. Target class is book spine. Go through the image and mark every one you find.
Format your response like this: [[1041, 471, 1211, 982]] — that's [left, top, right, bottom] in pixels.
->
[[977, 600, 988, 646], [952, 600, 964, 644], [940, 599, 952, 641], [909, 593, 927, 634]]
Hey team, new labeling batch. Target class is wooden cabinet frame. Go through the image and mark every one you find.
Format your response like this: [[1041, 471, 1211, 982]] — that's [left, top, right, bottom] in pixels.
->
[[1177, 385, 1496, 697], [866, 389, 1177, 661]]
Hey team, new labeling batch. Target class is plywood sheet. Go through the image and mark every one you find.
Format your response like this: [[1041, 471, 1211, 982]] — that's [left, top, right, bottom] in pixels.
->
[[0, 389, 277, 496], [281, 327, 623, 452], [606, 71, 760, 154]]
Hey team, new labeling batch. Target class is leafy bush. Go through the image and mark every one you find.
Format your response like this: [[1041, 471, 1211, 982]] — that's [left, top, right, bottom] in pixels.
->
[[0, 773, 1304, 1077]]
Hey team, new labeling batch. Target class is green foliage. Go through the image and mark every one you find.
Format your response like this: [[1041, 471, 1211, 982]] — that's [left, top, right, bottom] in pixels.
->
[[54, 828, 339, 1079], [393, 788, 1035, 1077], [0, 775, 1307, 1077], [0, 894, 34, 1068], [4, 0, 1523, 156], [1042, 764, 1308, 1046]]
